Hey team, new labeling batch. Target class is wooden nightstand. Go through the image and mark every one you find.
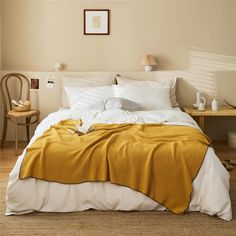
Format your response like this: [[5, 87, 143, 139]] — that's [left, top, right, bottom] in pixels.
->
[[183, 107, 236, 131]]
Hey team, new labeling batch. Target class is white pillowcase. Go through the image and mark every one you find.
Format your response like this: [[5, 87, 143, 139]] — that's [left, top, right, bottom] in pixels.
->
[[64, 86, 114, 110], [61, 76, 115, 108], [113, 85, 172, 110], [89, 97, 143, 111], [116, 76, 178, 107]]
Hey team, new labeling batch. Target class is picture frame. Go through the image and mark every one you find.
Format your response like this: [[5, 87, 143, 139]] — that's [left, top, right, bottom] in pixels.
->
[[30, 78, 39, 90], [84, 9, 110, 35]]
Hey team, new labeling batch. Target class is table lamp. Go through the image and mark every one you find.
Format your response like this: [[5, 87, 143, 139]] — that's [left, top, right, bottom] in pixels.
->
[[140, 54, 157, 72]]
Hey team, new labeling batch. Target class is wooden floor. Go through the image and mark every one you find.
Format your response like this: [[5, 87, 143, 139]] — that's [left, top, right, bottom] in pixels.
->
[[0, 141, 236, 236], [0, 142, 25, 181]]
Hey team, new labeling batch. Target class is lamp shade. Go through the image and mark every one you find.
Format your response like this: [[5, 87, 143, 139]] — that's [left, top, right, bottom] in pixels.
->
[[140, 54, 157, 66]]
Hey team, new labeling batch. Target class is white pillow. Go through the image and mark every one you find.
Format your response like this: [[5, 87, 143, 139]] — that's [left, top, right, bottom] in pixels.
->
[[113, 85, 172, 110], [89, 97, 143, 111], [61, 75, 115, 108], [64, 86, 114, 110], [116, 76, 178, 107]]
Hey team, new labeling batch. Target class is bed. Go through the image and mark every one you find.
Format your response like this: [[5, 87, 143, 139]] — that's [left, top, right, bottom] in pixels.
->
[[5, 75, 232, 221]]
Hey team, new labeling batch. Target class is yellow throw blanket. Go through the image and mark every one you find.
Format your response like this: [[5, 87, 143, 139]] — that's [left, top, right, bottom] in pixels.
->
[[20, 119, 211, 214]]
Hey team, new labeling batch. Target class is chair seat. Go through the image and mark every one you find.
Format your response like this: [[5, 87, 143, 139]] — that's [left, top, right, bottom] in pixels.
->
[[7, 109, 40, 118]]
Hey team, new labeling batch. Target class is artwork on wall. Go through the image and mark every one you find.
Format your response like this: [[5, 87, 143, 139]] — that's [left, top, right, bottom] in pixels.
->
[[31, 78, 39, 90], [84, 9, 110, 35]]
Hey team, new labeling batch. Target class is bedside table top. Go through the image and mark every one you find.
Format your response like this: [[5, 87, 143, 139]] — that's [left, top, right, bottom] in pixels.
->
[[183, 107, 236, 116]]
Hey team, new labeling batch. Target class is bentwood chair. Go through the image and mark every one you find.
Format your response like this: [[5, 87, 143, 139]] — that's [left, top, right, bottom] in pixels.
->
[[0, 73, 40, 155]]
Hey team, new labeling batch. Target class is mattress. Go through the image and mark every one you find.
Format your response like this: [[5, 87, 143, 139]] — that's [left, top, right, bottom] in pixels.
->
[[5, 108, 232, 220]]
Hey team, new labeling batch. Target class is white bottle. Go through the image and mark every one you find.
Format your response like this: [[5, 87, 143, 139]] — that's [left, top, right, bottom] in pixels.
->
[[212, 98, 219, 111]]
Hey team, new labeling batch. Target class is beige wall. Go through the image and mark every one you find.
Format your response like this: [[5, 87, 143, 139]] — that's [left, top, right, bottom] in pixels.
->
[[2, 0, 236, 71], [0, 0, 236, 141]]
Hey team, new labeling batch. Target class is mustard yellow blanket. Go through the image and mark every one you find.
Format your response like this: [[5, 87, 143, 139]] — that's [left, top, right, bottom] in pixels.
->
[[19, 119, 211, 214]]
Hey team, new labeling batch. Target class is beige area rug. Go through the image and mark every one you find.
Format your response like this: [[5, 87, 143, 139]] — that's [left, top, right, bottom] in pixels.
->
[[0, 180, 235, 236]]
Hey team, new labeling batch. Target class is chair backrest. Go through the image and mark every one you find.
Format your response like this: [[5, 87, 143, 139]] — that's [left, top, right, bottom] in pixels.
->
[[0, 73, 30, 114]]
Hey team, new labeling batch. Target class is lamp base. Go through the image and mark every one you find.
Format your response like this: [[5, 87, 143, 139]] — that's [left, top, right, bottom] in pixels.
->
[[144, 65, 153, 72]]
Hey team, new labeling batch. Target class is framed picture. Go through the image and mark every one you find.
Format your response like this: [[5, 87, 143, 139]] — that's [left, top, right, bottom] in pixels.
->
[[30, 78, 39, 90], [84, 9, 110, 35]]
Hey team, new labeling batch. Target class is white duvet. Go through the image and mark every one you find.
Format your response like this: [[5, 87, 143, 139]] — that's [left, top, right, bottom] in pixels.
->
[[5, 109, 232, 221]]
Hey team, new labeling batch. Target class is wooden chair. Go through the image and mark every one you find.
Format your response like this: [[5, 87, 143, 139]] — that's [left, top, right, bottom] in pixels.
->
[[0, 73, 40, 155]]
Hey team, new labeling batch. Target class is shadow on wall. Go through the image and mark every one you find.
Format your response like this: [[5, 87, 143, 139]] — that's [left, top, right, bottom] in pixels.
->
[[176, 78, 198, 107], [215, 70, 236, 106], [177, 47, 236, 106]]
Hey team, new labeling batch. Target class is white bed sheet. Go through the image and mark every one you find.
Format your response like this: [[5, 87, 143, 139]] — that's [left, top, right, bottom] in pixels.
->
[[5, 109, 232, 221]]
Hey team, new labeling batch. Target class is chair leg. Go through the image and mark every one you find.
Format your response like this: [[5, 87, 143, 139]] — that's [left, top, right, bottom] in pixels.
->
[[26, 117, 31, 143], [1, 117, 8, 148], [14, 118, 18, 156]]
